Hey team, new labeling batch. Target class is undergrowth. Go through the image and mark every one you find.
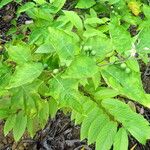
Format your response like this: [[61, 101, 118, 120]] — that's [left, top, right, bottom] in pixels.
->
[[0, 0, 150, 149]]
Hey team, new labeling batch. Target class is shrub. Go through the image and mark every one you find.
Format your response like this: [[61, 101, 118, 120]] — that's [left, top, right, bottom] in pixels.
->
[[0, 0, 150, 149]]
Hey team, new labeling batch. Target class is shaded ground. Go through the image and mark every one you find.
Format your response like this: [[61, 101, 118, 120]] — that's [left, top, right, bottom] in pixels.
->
[[0, 112, 93, 150], [1, 1, 150, 150]]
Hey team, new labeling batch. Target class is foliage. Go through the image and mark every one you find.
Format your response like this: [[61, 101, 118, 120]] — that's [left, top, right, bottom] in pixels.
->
[[0, 0, 150, 149]]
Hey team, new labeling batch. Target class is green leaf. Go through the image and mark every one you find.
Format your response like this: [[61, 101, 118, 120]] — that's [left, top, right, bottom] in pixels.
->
[[0, 64, 11, 90], [76, 0, 96, 9], [48, 27, 78, 61], [63, 10, 83, 31], [49, 98, 58, 118], [137, 27, 150, 52], [126, 59, 139, 72], [0, 97, 11, 109], [38, 101, 49, 128], [94, 87, 119, 101], [84, 17, 109, 25], [27, 117, 40, 138], [109, 23, 132, 54], [143, 5, 150, 19], [73, 98, 96, 125], [0, 109, 10, 119], [4, 114, 16, 136], [88, 114, 109, 144], [17, 2, 35, 14], [124, 121, 150, 144], [7, 63, 43, 89], [96, 121, 117, 150], [35, 43, 55, 53], [13, 111, 27, 142], [102, 98, 150, 144], [101, 64, 149, 107], [85, 36, 113, 61], [80, 107, 101, 140], [48, 77, 78, 100], [10, 88, 24, 110], [33, 0, 46, 5], [7, 43, 31, 64], [60, 91, 83, 113], [113, 128, 128, 150], [63, 56, 99, 79], [104, 0, 121, 4], [92, 72, 101, 89], [0, 0, 12, 9], [49, 0, 66, 13]]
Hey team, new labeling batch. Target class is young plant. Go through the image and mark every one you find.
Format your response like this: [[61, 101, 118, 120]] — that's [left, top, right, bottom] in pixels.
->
[[0, 0, 150, 149]]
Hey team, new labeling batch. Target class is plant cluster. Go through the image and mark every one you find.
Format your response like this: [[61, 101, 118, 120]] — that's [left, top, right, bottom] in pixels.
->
[[0, 0, 150, 149]]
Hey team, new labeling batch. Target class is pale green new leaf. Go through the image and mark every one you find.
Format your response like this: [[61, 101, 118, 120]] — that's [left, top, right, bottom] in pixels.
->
[[63, 11, 83, 31], [76, 0, 96, 9], [113, 128, 128, 150], [96, 121, 117, 150], [63, 56, 99, 79], [13, 111, 27, 142], [4, 114, 16, 136], [7, 63, 43, 89]]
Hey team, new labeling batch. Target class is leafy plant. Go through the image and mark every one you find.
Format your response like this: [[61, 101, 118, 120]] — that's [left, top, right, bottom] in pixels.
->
[[1, 0, 150, 149]]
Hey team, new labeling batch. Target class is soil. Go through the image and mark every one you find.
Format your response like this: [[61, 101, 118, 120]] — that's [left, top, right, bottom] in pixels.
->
[[1, 1, 150, 150]]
